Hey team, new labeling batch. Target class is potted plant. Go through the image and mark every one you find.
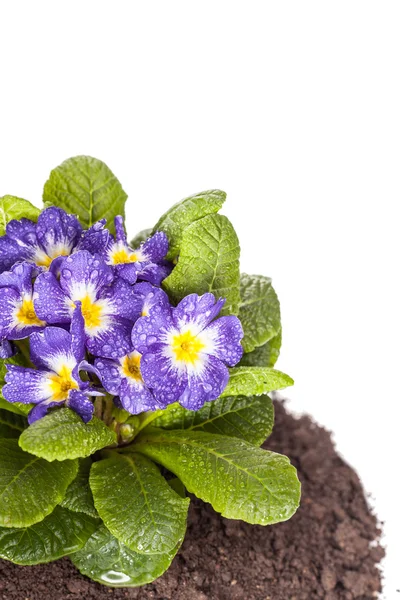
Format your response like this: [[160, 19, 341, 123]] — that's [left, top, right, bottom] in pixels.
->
[[0, 156, 299, 586]]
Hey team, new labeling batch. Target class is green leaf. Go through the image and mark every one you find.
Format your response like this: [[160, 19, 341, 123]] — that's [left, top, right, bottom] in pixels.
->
[[222, 367, 293, 397], [152, 395, 274, 446], [0, 195, 40, 236], [153, 189, 226, 259], [0, 439, 77, 528], [71, 524, 180, 587], [130, 227, 152, 248], [43, 156, 127, 235], [90, 452, 189, 554], [239, 274, 281, 353], [135, 430, 301, 525], [240, 330, 282, 368], [60, 458, 97, 518], [19, 408, 117, 461], [163, 214, 240, 315], [0, 506, 98, 565], [0, 409, 27, 439]]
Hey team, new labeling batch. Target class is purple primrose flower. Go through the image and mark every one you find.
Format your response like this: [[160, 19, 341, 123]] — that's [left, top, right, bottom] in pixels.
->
[[3, 305, 102, 424], [33, 250, 146, 359], [80, 216, 171, 286], [0, 207, 82, 274], [0, 262, 45, 346], [131, 292, 244, 410]]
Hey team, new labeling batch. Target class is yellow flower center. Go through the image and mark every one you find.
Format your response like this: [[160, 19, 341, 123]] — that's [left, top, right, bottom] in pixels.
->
[[121, 353, 143, 382], [80, 295, 103, 329], [34, 248, 70, 268], [172, 330, 205, 364], [16, 298, 45, 327], [48, 365, 78, 402], [110, 248, 140, 265]]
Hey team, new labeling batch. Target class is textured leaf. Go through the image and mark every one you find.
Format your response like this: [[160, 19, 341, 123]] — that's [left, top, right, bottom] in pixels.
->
[[240, 330, 282, 368], [0, 506, 98, 565], [43, 156, 127, 235], [0, 409, 27, 439], [153, 190, 226, 259], [0, 439, 77, 528], [152, 395, 274, 446], [130, 228, 152, 248], [135, 430, 301, 525], [239, 274, 281, 353], [19, 408, 116, 461], [71, 524, 180, 587], [90, 452, 189, 554], [163, 214, 240, 315], [222, 367, 293, 397], [0, 195, 40, 236], [60, 458, 97, 518]]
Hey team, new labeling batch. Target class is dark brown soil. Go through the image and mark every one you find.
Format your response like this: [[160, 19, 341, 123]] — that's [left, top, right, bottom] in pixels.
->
[[0, 401, 384, 600]]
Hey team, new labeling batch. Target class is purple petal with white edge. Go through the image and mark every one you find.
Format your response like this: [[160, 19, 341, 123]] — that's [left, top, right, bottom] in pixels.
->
[[94, 358, 123, 395], [139, 231, 169, 263], [6, 218, 38, 248], [140, 343, 187, 406], [78, 360, 103, 381], [70, 303, 86, 363], [3, 365, 51, 405], [199, 315, 244, 367], [131, 303, 174, 354], [0, 236, 30, 273], [99, 277, 144, 321], [67, 389, 94, 423], [48, 255, 66, 277], [172, 293, 226, 334], [86, 318, 133, 359], [114, 216, 127, 244], [118, 377, 158, 414], [136, 262, 169, 286], [114, 263, 138, 285], [30, 327, 73, 371], [34, 271, 71, 324], [28, 401, 61, 425], [59, 251, 114, 299], [0, 287, 20, 337], [76, 220, 113, 257], [179, 354, 229, 411], [0, 339, 16, 359], [36, 207, 82, 257], [0, 262, 36, 294]]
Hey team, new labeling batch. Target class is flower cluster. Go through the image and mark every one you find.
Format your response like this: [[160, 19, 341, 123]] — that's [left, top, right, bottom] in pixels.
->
[[0, 208, 243, 423]]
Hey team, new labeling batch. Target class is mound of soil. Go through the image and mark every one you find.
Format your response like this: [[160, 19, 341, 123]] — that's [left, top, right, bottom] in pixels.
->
[[0, 401, 384, 599]]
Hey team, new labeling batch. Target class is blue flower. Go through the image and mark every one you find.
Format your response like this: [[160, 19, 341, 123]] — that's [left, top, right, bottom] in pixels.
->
[[80, 216, 171, 286], [0, 207, 82, 273], [131, 292, 244, 410], [33, 250, 146, 359], [3, 305, 102, 423], [0, 263, 45, 348]]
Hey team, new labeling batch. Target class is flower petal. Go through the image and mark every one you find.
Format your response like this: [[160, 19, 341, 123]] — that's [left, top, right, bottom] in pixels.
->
[[135, 262, 170, 286], [117, 377, 158, 414], [0, 236, 29, 273], [172, 293, 226, 334], [67, 389, 94, 423], [27, 401, 61, 424], [76, 219, 113, 256], [70, 303, 86, 363], [34, 271, 71, 324], [198, 315, 244, 366], [0, 339, 16, 359], [140, 343, 186, 406], [6, 218, 38, 248], [0, 287, 20, 337], [36, 207, 82, 257], [100, 278, 144, 321], [179, 354, 229, 410], [3, 365, 52, 404], [29, 327, 74, 371], [114, 263, 138, 285], [94, 358, 122, 395], [114, 216, 127, 244], [59, 251, 114, 299], [86, 318, 133, 359], [140, 231, 169, 263], [0, 262, 36, 295], [131, 303, 173, 354]]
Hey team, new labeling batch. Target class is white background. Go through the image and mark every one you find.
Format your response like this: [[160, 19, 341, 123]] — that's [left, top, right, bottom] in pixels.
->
[[1, 2, 399, 597]]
